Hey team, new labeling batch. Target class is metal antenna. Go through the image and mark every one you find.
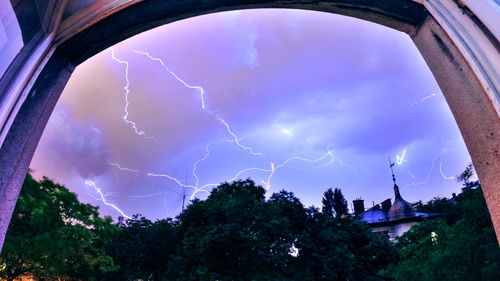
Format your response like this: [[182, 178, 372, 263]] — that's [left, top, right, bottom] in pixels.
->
[[182, 170, 188, 211]]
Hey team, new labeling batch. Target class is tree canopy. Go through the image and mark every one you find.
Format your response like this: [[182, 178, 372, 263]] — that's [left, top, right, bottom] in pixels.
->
[[170, 180, 395, 281], [382, 167, 500, 281], [0, 174, 117, 281], [322, 188, 348, 218], [2, 166, 499, 280]]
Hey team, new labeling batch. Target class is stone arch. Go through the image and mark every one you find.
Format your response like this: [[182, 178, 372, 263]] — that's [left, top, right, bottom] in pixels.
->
[[0, 0, 499, 249]]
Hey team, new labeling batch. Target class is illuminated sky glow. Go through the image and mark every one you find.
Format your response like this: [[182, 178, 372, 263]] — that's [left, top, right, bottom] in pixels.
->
[[30, 9, 471, 220]]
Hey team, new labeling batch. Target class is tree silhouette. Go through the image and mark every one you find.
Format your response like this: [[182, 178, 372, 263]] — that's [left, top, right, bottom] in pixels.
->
[[322, 188, 335, 217], [333, 188, 348, 218], [0, 173, 117, 280], [323, 188, 348, 218], [456, 163, 474, 184]]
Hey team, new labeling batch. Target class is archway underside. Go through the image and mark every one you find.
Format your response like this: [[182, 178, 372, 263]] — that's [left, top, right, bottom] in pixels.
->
[[56, 0, 428, 65], [0, 0, 499, 250]]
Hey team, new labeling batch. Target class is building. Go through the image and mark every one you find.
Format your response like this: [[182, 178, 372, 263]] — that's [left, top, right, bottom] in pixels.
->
[[353, 159, 440, 242]]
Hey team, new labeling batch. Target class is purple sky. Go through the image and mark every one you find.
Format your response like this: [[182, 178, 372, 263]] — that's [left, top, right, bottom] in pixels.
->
[[30, 9, 472, 220]]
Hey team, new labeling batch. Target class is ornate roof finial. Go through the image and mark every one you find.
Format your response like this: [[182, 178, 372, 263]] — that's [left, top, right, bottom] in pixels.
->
[[388, 156, 402, 200], [388, 156, 396, 184]]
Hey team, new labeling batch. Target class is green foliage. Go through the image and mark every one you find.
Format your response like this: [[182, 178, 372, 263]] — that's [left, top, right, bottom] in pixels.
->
[[171, 180, 294, 280], [382, 178, 500, 281], [170, 180, 395, 281], [9, 168, 498, 281], [295, 210, 398, 281], [456, 163, 475, 185], [322, 188, 335, 217], [414, 197, 452, 214], [0, 177, 398, 281], [322, 188, 348, 218], [332, 188, 348, 218], [104, 215, 178, 281], [0, 173, 118, 280]]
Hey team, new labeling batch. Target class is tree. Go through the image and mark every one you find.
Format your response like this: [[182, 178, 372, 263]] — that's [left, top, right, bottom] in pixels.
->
[[333, 188, 348, 218], [171, 180, 396, 281], [0, 173, 117, 280], [105, 215, 178, 281], [456, 163, 475, 185], [294, 209, 398, 281], [322, 188, 348, 218], [171, 179, 300, 280], [322, 188, 335, 217], [382, 165, 500, 281]]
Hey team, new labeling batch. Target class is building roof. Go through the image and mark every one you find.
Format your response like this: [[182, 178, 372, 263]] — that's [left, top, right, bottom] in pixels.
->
[[360, 207, 389, 223], [388, 183, 416, 220], [358, 183, 425, 225]]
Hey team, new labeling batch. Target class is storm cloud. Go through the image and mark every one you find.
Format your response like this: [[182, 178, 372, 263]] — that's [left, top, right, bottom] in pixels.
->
[[30, 9, 471, 220]]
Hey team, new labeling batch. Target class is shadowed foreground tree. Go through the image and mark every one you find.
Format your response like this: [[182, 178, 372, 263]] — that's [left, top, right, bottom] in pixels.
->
[[294, 208, 398, 281], [322, 188, 335, 217], [0, 173, 117, 281], [1, 176, 397, 281], [332, 188, 348, 218], [322, 188, 348, 218], [171, 180, 396, 281], [104, 215, 178, 281], [381, 165, 500, 281]]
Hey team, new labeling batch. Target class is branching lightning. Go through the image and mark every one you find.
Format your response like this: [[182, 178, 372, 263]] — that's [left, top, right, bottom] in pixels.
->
[[262, 162, 275, 190], [193, 146, 341, 194], [85, 180, 132, 219], [192, 145, 211, 188], [217, 117, 264, 156], [107, 145, 340, 203], [396, 147, 407, 165], [402, 149, 447, 190], [439, 162, 455, 180], [101, 48, 356, 217], [132, 50, 207, 109], [109, 161, 140, 173], [133, 50, 263, 157], [110, 48, 154, 139]]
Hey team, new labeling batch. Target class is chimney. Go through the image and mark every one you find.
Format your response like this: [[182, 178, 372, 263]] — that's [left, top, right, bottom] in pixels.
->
[[381, 198, 392, 213], [353, 199, 365, 216]]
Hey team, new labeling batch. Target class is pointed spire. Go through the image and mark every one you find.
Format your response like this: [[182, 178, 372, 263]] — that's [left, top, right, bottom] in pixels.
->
[[393, 183, 402, 199]]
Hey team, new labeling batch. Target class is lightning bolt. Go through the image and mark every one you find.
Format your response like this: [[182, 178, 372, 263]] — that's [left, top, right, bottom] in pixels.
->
[[127, 192, 164, 199], [109, 161, 140, 173], [196, 146, 340, 192], [402, 149, 447, 190], [396, 147, 407, 165], [101, 49, 356, 216], [110, 48, 154, 139], [132, 50, 207, 109], [217, 118, 263, 156], [439, 162, 455, 180], [192, 145, 211, 188], [133, 50, 263, 156], [411, 93, 437, 106], [262, 162, 275, 190], [85, 180, 132, 219], [107, 145, 341, 205]]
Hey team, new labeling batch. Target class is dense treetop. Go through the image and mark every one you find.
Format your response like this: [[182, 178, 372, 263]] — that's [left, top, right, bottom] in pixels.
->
[[1, 165, 499, 280]]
